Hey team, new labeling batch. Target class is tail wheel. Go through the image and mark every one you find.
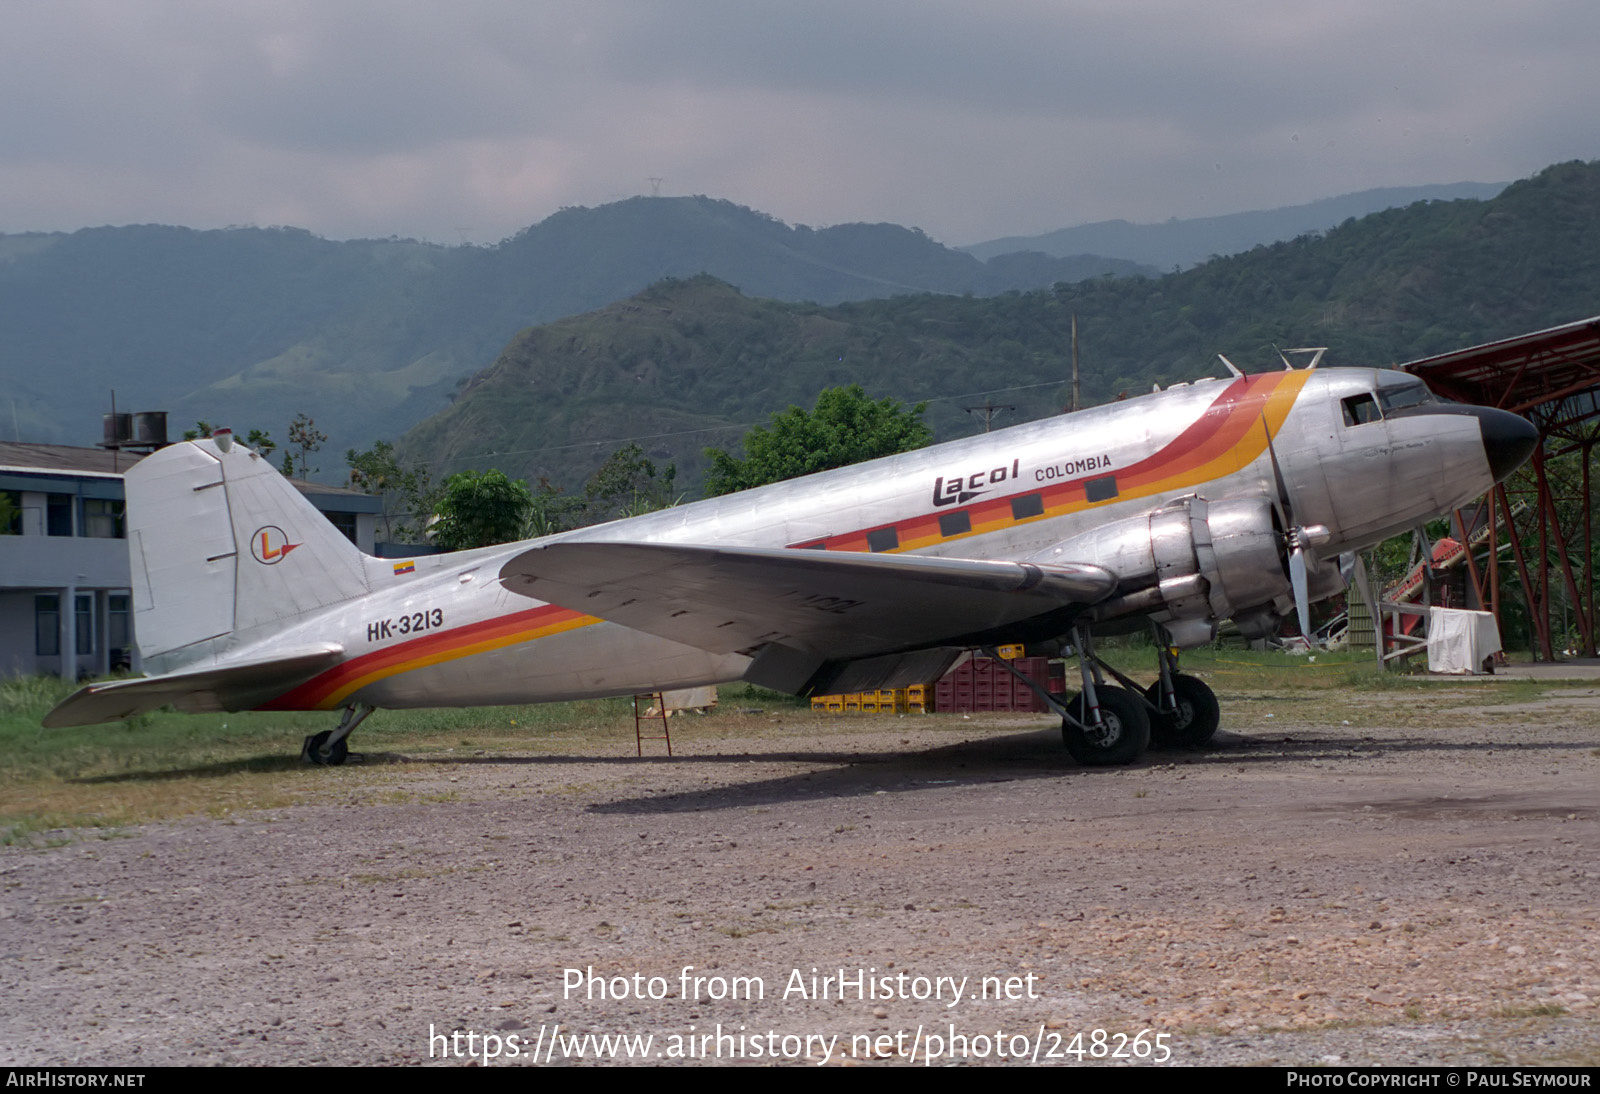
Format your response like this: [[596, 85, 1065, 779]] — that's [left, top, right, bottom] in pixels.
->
[[1061, 686, 1150, 766], [1144, 673, 1220, 748]]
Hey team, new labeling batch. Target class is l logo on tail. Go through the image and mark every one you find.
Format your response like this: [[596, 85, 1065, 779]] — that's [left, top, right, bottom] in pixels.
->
[[251, 525, 300, 565]]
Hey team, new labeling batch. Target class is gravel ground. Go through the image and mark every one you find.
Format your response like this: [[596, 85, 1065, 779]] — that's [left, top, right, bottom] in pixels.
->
[[2, 693, 1597, 1067]]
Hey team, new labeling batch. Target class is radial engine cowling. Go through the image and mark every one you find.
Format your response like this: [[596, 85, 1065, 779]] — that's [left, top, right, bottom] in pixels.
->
[[1028, 496, 1302, 641]]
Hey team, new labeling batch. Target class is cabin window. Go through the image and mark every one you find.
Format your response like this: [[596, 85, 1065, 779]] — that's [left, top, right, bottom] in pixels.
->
[[1011, 493, 1044, 520], [1085, 476, 1119, 503], [938, 511, 971, 537], [1342, 393, 1381, 426], [1378, 380, 1434, 414], [866, 527, 899, 552]]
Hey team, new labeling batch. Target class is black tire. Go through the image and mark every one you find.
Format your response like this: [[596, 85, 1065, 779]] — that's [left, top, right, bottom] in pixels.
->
[[1061, 685, 1150, 766], [1144, 673, 1220, 748], [302, 731, 350, 767]]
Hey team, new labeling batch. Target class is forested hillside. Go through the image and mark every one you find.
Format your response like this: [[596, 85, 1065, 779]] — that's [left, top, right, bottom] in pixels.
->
[[0, 197, 1143, 454], [401, 161, 1600, 495]]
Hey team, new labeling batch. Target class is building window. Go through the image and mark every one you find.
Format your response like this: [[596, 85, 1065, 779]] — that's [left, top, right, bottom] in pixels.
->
[[35, 595, 59, 656], [109, 594, 131, 654], [47, 494, 73, 536], [76, 594, 94, 655], [0, 491, 19, 535], [83, 499, 124, 538], [326, 510, 358, 545]]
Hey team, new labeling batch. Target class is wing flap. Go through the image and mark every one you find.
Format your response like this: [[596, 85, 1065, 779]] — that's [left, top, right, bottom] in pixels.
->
[[498, 542, 1115, 660], [42, 645, 345, 728]]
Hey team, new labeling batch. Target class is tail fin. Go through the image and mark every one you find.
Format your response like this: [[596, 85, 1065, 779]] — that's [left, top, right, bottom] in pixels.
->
[[127, 438, 371, 671]]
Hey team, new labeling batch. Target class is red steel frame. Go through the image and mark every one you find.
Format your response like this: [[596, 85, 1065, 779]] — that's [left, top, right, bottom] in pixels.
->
[[1404, 317, 1600, 660]]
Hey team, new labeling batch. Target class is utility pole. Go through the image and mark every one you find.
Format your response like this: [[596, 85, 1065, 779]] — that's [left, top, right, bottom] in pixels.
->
[[964, 400, 1015, 433], [1071, 312, 1080, 413]]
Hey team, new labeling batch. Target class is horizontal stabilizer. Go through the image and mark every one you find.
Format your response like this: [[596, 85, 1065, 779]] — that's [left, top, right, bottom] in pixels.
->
[[499, 542, 1115, 661], [42, 645, 345, 728]]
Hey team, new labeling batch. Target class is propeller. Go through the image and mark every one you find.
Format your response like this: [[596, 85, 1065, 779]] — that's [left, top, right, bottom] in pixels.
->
[[1260, 417, 1330, 645]]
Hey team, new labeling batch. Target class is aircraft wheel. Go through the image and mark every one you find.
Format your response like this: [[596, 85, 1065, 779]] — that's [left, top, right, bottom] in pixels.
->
[[1061, 686, 1150, 766], [302, 731, 350, 767], [1144, 674, 1220, 748]]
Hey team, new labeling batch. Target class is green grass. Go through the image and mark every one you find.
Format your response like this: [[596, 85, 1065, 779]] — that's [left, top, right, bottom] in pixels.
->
[[0, 675, 643, 841], [1, 653, 1587, 839]]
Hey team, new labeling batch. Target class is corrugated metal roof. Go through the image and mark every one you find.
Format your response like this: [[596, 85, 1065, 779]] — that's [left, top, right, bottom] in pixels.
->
[[1402, 315, 1600, 415]]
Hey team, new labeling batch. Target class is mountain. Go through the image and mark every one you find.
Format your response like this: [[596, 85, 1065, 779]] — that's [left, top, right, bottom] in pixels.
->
[[401, 161, 1600, 495], [962, 182, 1508, 270], [0, 197, 1149, 459]]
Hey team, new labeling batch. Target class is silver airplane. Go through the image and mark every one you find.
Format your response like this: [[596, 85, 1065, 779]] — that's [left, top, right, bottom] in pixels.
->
[[44, 363, 1536, 766]]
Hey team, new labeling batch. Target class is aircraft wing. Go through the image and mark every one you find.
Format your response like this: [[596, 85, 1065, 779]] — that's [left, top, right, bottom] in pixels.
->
[[498, 542, 1115, 663], [43, 645, 345, 728]]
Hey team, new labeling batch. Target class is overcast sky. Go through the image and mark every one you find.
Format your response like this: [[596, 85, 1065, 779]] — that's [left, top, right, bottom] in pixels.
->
[[3, 1, 1596, 247]]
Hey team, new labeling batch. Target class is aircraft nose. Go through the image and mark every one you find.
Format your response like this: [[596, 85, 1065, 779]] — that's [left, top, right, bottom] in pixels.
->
[[1470, 406, 1538, 482]]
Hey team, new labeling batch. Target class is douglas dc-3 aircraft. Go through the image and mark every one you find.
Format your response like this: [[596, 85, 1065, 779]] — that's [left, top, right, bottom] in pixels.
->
[[45, 362, 1536, 767]]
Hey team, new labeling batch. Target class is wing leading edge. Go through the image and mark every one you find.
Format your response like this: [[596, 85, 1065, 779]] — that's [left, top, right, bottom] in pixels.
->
[[498, 542, 1115, 694]]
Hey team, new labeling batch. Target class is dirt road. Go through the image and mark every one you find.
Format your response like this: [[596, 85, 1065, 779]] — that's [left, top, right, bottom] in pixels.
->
[[2, 692, 1597, 1066]]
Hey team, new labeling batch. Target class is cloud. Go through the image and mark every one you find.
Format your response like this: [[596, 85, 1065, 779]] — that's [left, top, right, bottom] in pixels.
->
[[0, 0, 1596, 244]]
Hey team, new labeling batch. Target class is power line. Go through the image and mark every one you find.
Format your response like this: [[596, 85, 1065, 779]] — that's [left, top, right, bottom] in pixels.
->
[[432, 378, 1071, 472]]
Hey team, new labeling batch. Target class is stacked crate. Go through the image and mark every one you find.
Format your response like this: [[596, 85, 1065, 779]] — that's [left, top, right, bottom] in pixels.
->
[[809, 687, 930, 714], [932, 656, 1062, 713]]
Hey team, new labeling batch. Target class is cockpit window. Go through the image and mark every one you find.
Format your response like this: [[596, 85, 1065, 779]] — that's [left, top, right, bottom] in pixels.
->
[[1377, 378, 1434, 414], [1342, 393, 1381, 426]]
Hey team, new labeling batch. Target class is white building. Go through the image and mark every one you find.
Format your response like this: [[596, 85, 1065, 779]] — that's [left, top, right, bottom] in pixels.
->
[[0, 441, 383, 680]]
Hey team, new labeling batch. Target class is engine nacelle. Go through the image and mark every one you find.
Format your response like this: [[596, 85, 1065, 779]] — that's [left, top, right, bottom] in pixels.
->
[[1029, 496, 1309, 641]]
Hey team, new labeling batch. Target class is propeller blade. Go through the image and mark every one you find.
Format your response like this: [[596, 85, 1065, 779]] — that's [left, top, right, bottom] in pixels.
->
[[1290, 546, 1314, 645], [1260, 415, 1295, 528]]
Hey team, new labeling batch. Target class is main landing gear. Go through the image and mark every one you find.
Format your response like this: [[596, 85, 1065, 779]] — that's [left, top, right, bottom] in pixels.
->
[[302, 703, 374, 766], [986, 622, 1220, 767]]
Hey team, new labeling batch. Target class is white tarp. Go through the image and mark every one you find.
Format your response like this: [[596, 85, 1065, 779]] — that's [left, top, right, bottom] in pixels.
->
[[1427, 608, 1502, 674], [662, 686, 718, 712]]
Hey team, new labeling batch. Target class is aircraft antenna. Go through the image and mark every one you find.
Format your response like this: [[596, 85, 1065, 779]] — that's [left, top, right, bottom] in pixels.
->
[[1217, 354, 1244, 378], [1283, 347, 1328, 369]]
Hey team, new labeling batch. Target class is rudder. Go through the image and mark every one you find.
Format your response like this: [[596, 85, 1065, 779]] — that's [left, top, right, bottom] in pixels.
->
[[127, 438, 371, 672]]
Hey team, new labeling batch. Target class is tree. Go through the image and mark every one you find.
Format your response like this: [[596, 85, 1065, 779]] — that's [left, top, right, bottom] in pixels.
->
[[703, 384, 932, 496], [430, 469, 533, 550], [521, 477, 586, 539], [286, 413, 327, 480], [182, 422, 278, 466], [346, 440, 437, 544], [584, 442, 678, 522]]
